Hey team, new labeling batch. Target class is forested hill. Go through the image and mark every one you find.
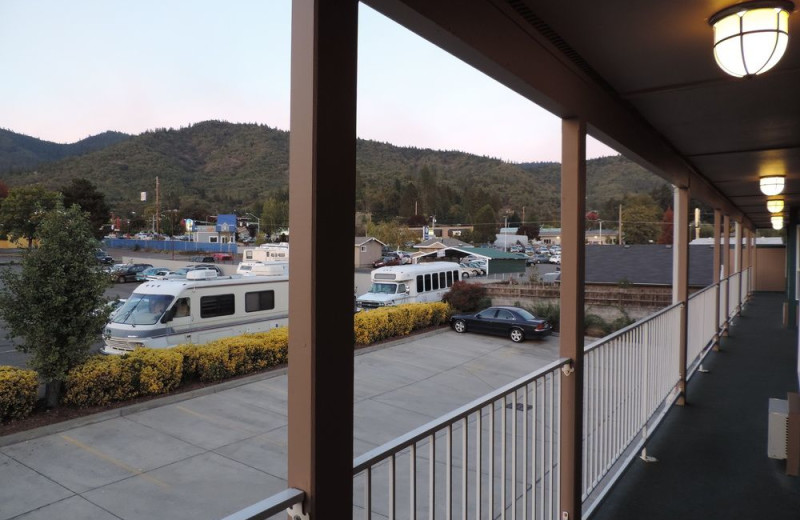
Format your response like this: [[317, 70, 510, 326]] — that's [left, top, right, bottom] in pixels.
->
[[0, 128, 131, 173], [0, 120, 669, 223]]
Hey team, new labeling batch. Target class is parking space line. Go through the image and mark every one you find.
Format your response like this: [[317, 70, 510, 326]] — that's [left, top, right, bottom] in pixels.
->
[[60, 434, 170, 489]]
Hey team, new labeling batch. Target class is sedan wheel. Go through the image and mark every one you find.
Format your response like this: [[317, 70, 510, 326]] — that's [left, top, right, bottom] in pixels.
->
[[462, 272, 470, 278], [509, 328, 524, 343], [117, 275, 126, 284], [453, 319, 467, 333]]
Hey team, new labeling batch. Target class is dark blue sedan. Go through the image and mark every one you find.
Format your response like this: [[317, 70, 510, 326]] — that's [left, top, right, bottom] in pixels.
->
[[450, 306, 552, 343]]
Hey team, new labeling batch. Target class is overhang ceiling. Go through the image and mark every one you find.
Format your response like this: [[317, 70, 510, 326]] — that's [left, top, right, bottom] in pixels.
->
[[364, 0, 800, 229]]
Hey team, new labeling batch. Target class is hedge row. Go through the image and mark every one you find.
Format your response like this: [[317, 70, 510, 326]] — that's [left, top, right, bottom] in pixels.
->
[[354, 302, 450, 345], [0, 366, 38, 422], [3, 302, 449, 417]]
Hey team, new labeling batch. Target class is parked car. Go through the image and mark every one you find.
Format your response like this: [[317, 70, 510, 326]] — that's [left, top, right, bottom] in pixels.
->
[[110, 263, 153, 283], [541, 271, 561, 284], [459, 263, 481, 278], [530, 253, 549, 264], [450, 306, 553, 343], [190, 255, 216, 263], [467, 261, 486, 275], [136, 267, 171, 282], [94, 249, 114, 265], [550, 254, 562, 264], [373, 254, 402, 268], [213, 252, 234, 262], [166, 264, 223, 278]]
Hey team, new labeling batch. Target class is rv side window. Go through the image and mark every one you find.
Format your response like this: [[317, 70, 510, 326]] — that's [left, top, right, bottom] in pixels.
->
[[173, 298, 190, 318], [439, 272, 446, 288], [200, 294, 235, 318], [417, 275, 424, 293], [397, 283, 406, 294], [432, 273, 439, 290], [245, 290, 275, 312], [446, 271, 453, 287], [424, 274, 431, 292]]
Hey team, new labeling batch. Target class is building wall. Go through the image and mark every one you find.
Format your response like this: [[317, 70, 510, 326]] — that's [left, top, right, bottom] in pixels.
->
[[756, 246, 786, 291], [354, 241, 383, 267]]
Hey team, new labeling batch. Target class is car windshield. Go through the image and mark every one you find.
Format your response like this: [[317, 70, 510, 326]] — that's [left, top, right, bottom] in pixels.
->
[[369, 282, 398, 294], [111, 294, 174, 325]]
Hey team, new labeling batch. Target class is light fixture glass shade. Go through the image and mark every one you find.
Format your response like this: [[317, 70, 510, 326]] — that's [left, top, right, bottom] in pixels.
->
[[760, 175, 785, 195], [710, 2, 793, 77], [767, 198, 785, 213], [771, 215, 784, 229]]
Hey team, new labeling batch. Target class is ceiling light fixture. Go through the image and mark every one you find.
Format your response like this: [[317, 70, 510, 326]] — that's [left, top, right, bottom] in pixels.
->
[[767, 198, 785, 213], [771, 215, 785, 229], [709, 1, 794, 77], [760, 175, 786, 195]]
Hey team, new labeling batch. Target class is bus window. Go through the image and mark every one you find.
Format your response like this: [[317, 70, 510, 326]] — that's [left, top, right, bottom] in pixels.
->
[[424, 274, 431, 292], [439, 272, 446, 288], [417, 275, 424, 293], [432, 273, 439, 290], [446, 271, 453, 287]]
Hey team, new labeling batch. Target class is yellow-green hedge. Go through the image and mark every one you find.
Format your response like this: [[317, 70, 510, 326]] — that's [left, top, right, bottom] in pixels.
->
[[354, 302, 451, 345], [175, 328, 289, 383], [0, 366, 38, 423], [63, 349, 183, 407]]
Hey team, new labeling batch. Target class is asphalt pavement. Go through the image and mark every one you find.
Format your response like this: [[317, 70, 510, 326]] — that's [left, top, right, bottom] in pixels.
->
[[0, 328, 563, 520]]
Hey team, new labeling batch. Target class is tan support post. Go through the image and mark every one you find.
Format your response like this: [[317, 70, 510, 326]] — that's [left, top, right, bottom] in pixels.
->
[[735, 220, 742, 315], [713, 209, 722, 350], [287, 0, 359, 515], [559, 118, 586, 520], [673, 186, 689, 405], [722, 215, 731, 336]]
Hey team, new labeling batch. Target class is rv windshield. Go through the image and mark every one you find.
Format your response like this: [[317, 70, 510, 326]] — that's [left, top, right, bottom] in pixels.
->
[[111, 294, 174, 326], [369, 282, 399, 294]]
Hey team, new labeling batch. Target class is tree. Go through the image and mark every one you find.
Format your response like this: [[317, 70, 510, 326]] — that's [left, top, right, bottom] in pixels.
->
[[472, 204, 497, 244], [366, 220, 418, 249], [0, 185, 62, 247], [0, 205, 112, 405], [61, 178, 111, 239], [261, 196, 289, 236], [621, 194, 661, 244], [657, 207, 674, 244]]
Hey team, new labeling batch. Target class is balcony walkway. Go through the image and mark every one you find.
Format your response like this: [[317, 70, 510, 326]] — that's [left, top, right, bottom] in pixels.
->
[[591, 291, 800, 520]]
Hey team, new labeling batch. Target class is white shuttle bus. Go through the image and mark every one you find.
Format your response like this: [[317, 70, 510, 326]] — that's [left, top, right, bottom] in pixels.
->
[[102, 270, 288, 354], [356, 261, 461, 310]]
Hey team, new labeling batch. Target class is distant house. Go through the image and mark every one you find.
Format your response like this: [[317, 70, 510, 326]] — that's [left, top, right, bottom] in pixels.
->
[[413, 238, 471, 256], [354, 237, 385, 267]]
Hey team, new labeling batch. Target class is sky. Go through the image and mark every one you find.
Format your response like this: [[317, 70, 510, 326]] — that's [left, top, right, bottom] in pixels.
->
[[0, 1, 617, 164]]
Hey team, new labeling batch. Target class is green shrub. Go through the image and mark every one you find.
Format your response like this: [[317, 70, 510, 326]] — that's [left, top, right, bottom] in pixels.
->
[[0, 366, 38, 422], [443, 281, 489, 312], [584, 314, 610, 337], [528, 302, 560, 331], [63, 349, 182, 407], [354, 302, 451, 345]]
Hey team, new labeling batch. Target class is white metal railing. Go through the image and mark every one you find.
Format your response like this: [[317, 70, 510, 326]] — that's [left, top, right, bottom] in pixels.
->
[[718, 277, 729, 330], [728, 271, 741, 319], [352, 358, 569, 519], [219, 488, 304, 520], [581, 303, 682, 505], [686, 284, 719, 379]]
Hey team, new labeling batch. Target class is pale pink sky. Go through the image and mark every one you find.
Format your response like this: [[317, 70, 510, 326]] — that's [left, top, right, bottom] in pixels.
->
[[0, 1, 617, 163]]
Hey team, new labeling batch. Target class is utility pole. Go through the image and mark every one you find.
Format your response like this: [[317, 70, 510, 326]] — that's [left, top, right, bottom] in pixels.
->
[[155, 177, 161, 236], [618, 204, 623, 245]]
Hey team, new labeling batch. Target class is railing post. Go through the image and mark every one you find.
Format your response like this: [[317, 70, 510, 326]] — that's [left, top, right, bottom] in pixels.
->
[[559, 118, 586, 520], [673, 186, 689, 405], [734, 220, 742, 316]]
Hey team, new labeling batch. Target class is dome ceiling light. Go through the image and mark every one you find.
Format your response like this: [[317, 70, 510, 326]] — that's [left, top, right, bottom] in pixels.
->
[[710, 1, 794, 77], [771, 215, 785, 229], [760, 175, 786, 196], [766, 198, 785, 213]]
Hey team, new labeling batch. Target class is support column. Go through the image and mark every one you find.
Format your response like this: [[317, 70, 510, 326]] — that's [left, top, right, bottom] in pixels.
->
[[713, 209, 722, 350], [673, 186, 689, 405], [787, 209, 798, 329], [735, 220, 742, 315], [722, 215, 731, 336], [287, 0, 359, 515], [559, 118, 586, 520]]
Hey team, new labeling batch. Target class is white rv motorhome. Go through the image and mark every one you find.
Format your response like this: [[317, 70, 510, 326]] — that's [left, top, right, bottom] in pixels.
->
[[238, 242, 289, 274], [356, 261, 461, 310], [101, 270, 288, 354]]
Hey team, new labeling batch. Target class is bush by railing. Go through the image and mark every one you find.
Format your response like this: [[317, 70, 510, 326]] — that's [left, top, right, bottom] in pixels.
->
[[0, 366, 38, 422]]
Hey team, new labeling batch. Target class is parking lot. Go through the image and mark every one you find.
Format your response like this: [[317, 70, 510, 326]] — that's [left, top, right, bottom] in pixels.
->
[[0, 328, 561, 520]]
